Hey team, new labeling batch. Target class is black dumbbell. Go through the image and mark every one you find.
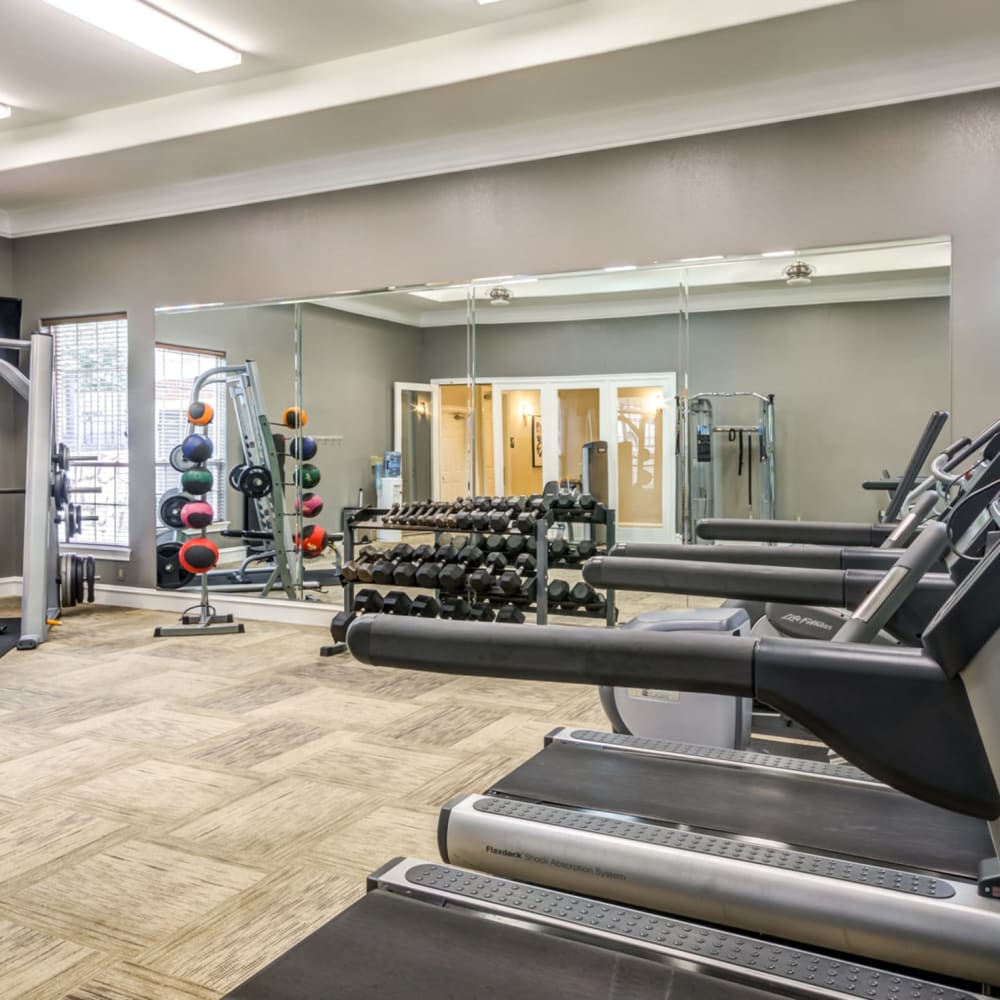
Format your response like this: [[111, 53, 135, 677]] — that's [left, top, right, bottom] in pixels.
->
[[488, 510, 510, 533], [466, 532, 487, 549], [410, 595, 442, 618], [497, 604, 526, 624], [496, 569, 522, 595], [524, 535, 538, 554], [456, 511, 473, 530], [577, 539, 597, 560], [562, 546, 581, 566], [450, 534, 469, 550], [547, 579, 571, 605], [485, 552, 508, 574], [515, 512, 536, 534], [528, 495, 549, 514], [389, 543, 415, 562], [393, 562, 419, 586], [505, 533, 527, 556], [570, 582, 597, 606], [435, 544, 459, 563], [468, 603, 496, 622], [458, 545, 484, 568], [330, 610, 356, 643], [415, 562, 442, 588], [383, 591, 413, 615], [554, 492, 575, 509], [471, 511, 490, 531], [514, 553, 537, 574], [549, 538, 569, 561], [440, 596, 471, 620], [371, 558, 397, 585], [438, 564, 468, 593], [468, 568, 492, 593], [484, 533, 506, 553], [587, 593, 608, 615], [353, 589, 384, 613], [577, 493, 596, 509], [519, 577, 537, 603]]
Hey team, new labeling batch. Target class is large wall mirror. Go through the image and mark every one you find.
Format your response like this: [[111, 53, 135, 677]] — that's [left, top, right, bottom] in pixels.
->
[[150, 235, 949, 602]]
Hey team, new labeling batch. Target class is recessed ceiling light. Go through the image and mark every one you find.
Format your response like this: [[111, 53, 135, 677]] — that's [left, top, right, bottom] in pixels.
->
[[604, 265, 638, 272], [0, 103, 10, 120], [761, 249, 796, 258], [41, 0, 242, 73], [680, 255, 725, 263], [477, 0, 505, 5]]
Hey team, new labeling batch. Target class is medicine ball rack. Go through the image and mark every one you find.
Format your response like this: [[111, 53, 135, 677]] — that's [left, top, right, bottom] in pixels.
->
[[156, 360, 297, 601], [323, 497, 616, 655]]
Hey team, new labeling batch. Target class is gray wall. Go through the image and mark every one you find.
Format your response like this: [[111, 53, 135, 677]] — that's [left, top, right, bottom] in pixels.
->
[[423, 298, 951, 521], [8, 90, 1000, 583], [0, 238, 12, 297]]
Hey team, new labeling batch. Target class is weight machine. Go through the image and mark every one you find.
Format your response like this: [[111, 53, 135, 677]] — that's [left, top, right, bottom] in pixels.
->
[[678, 391, 776, 543], [0, 324, 98, 648]]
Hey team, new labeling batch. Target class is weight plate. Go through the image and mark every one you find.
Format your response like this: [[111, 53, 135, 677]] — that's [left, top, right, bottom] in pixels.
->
[[170, 443, 196, 473], [228, 464, 248, 491], [65, 505, 76, 542], [85, 555, 96, 603], [55, 442, 70, 472], [73, 555, 84, 607], [157, 541, 195, 589], [239, 465, 273, 498], [74, 504, 82, 538], [59, 555, 72, 609], [52, 470, 70, 510], [158, 489, 191, 529]]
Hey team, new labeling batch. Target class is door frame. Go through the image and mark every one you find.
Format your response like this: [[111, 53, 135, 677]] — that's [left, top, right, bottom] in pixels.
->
[[393, 381, 440, 501]]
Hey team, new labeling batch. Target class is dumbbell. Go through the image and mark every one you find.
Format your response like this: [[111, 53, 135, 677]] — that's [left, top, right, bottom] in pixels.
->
[[382, 591, 413, 615], [395, 545, 438, 585], [484, 552, 508, 574], [577, 539, 597, 560], [468, 603, 496, 623], [371, 558, 397, 585], [340, 562, 362, 582], [450, 534, 470, 551], [562, 545, 581, 566], [415, 561, 442, 588], [519, 577, 537, 603], [554, 491, 576, 509], [488, 510, 510, 533], [329, 610, 356, 644], [496, 569, 522, 596], [548, 538, 569, 561], [514, 512, 537, 534], [458, 544, 484, 568], [389, 543, 415, 562], [528, 495, 549, 514], [467, 532, 487, 550], [514, 553, 537, 574], [471, 511, 490, 531], [356, 561, 376, 583], [505, 533, 527, 556], [570, 582, 598, 607], [410, 595, 442, 618], [353, 589, 384, 613], [468, 568, 493, 594], [496, 604, 526, 624], [438, 564, 468, 593], [547, 579, 571, 605], [484, 533, 506, 553], [577, 493, 596, 510], [456, 510, 474, 530], [440, 596, 471, 620], [438, 533, 454, 549], [435, 544, 459, 563]]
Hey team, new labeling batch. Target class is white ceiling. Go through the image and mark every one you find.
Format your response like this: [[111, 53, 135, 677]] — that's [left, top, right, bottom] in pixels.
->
[[1, 0, 999, 237], [307, 239, 952, 327]]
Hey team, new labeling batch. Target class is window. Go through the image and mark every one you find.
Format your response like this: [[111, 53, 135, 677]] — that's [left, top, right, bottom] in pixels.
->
[[46, 314, 130, 549], [154, 344, 227, 525]]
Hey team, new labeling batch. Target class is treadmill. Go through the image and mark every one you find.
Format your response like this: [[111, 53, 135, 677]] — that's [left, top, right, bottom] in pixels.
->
[[221, 544, 1000, 1000], [346, 530, 1000, 988]]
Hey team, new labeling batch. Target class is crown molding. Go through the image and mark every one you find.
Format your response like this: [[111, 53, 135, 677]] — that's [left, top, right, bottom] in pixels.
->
[[4, 61, 999, 238]]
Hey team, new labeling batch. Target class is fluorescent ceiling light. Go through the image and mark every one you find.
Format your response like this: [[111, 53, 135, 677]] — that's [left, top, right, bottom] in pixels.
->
[[477, 0, 505, 4], [41, 0, 242, 73], [761, 249, 796, 258], [604, 264, 638, 272], [0, 103, 10, 120], [680, 255, 725, 263]]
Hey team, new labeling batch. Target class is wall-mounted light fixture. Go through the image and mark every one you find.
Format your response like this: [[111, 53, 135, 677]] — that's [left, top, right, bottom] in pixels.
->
[[414, 400, 428, 420], [783, 260, 815, 286], [520, 400, 532, 425], [0, 103, 11, 120], [643, 393, 664, 416], [489, 286, 512, 307]]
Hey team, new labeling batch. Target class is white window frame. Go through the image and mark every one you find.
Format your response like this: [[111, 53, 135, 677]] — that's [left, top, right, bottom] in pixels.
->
[[44, 313, 131, 556]]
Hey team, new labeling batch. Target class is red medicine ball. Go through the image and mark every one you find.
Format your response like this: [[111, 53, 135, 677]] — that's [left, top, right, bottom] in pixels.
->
[[295, 524, 327, 557], [179, 537, 219, 574]]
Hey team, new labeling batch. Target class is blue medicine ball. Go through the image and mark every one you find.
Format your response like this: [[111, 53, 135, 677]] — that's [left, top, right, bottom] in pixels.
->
[[181, 433, 213, 463], [289, 435, 318, 461]]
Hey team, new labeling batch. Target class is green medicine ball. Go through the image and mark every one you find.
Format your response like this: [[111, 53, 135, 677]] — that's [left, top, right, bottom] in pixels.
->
[[294, 463, 321, 489], [181, 466, 214, 496]]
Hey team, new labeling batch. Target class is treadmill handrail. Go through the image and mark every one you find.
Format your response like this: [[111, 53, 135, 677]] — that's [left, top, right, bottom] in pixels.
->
[[347, 615, 1000, 821], [882, 410, 949, 523], [696, 518, 896, 546]]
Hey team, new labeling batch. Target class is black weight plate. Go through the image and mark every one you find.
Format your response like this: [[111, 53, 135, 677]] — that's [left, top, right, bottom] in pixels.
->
[[228, 464, 247, 491], [60, 555, 72, 609], [55, 442, 70, 471], [64, 505, 76, 542], [157, 542, 195, 589], [52, 470, 69, 510], [74, 504, 82, 538], [239, 465, 273, 498], [158, 490, 190, 529], [85, 555, 96, 603], [170, 443, 196, 473], [73, 555, 84, 606]]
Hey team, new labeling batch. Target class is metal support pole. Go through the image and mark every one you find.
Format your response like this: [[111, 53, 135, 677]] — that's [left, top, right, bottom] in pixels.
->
[[19, 332, 54, 649]]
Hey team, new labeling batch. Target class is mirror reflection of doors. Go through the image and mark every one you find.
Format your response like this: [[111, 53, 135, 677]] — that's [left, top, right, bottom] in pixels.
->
[[501, 388, 543, 496]]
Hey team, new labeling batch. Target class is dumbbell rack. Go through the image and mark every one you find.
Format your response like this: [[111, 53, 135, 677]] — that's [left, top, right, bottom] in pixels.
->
[[535, 506, 617, 627], [332, 503, 617, 641]]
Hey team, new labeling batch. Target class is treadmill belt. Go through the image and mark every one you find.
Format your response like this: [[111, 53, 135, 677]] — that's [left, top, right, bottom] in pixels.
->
[[493, 743, 991, 880], [224, 888, 783, 1000]]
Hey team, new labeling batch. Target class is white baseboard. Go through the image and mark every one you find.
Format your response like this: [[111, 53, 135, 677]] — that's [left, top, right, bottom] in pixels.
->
[[0, 577, 342, 630]]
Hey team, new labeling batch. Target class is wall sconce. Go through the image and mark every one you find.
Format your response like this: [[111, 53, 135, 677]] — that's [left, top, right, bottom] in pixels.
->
[[520, 400, 532, 425], [413, 400, 428, 420], [643, 394, 664, 416]]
